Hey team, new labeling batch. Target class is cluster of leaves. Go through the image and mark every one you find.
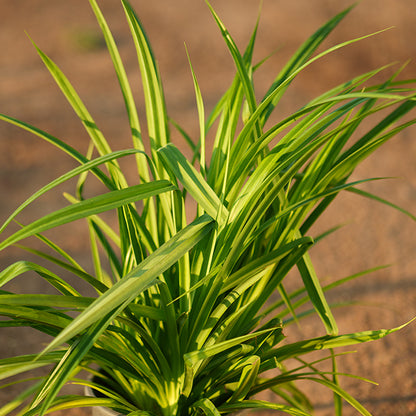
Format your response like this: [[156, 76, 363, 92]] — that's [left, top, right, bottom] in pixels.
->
[[0, 1, 415, 415]]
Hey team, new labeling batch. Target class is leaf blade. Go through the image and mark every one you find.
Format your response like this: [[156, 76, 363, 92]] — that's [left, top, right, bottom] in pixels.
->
[[0, 181, 175, 251]]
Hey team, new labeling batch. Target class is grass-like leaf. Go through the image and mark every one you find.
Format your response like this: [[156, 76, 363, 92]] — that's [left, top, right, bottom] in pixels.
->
[[0, 181, 175, 251], [0, 2, 415, 415]]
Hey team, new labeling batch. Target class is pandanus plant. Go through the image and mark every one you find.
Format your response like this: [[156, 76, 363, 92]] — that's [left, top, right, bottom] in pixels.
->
[[0, 1, 415, 415]]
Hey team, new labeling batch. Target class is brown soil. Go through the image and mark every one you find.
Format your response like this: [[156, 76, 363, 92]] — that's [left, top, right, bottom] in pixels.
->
[[1, 1, 415, 415]]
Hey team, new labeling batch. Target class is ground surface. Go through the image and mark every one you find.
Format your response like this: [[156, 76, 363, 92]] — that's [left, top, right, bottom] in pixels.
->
[[0, 1, 416, 415]]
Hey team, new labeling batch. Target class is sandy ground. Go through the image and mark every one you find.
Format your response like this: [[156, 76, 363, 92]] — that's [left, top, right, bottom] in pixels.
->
[[0, 1, 416, 414]]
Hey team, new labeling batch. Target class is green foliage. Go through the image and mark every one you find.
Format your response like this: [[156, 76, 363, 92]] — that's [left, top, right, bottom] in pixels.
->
[[0, 1, 415, 415]]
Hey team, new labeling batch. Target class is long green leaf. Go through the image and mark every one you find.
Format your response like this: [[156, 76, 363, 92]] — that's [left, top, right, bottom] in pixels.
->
[[219, 400, 311, 416], [205, 1, 259, 130], [0, 305, 71, 335], [260, 5, 355, 122], [185, 327, 274, 369], [88, 0, 144, 156], [158, 143, 229, 225], [121, 0, 169, 152], [0, 113, 114, 189], [348, 187, 416, 221], [193, 399, 221, 416], [0, 149, 141, 234], [0, 262, 79, 296], [0, 381, 42, 416], [185, 46, 206, 178], [0, 181, 175, 251], [298, 377, 371, 416], [30, 40, 115, 161], [263, 319, 414, 367], [0, 352, 64, 381], [32, 307, 131, 413], [297, 250, 338, 335], [227, 355, 260, 403], [40, 214, 214, 354], [13, 243, 109, 294], [24, 395, 132, 416]]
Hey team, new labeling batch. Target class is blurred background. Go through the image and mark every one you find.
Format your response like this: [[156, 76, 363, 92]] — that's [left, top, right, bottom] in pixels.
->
[[0, 0, 415, 414]]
